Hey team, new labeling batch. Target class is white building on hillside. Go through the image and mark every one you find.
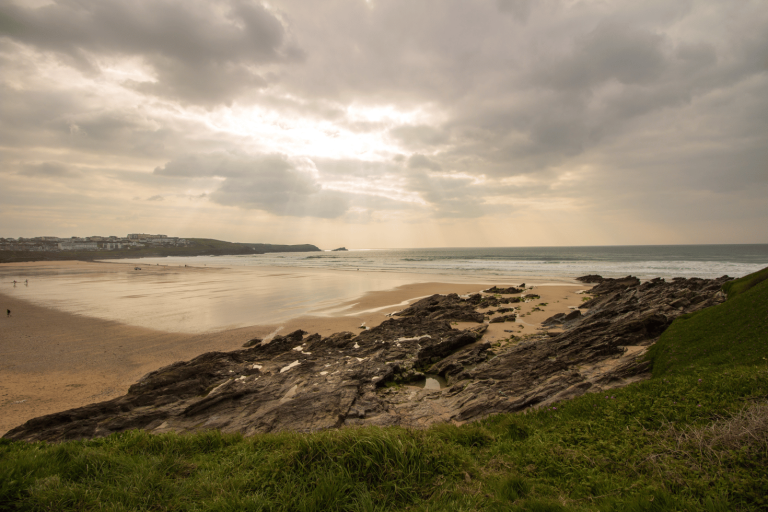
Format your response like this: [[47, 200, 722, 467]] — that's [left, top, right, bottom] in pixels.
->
[[128, 233, 167, 240], [58, 242, 98, 250]]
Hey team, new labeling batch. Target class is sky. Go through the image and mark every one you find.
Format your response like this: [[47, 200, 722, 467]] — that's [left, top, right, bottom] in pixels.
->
[[1, 0, 766, 248]]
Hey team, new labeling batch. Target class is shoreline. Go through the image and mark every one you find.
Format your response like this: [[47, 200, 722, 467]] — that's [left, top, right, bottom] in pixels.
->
[[0, 262, 585, 436], [0, 260, 580, 333]]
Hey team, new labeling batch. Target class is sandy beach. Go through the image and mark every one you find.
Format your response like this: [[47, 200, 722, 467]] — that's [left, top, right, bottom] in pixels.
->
[[0, 260, 584, 436]]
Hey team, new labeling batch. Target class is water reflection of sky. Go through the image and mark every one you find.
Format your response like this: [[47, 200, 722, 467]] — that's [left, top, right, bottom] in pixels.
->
[[0, 263, 433, 333]]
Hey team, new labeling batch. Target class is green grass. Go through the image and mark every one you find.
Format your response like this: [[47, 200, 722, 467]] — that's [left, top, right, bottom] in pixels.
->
[[722, 266, 768, 299], [2, 268, 768, 511], [646, 268, 768, 376]]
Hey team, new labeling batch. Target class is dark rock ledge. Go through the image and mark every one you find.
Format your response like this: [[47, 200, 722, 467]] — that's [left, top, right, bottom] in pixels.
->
[[4, 275, 731, 442]]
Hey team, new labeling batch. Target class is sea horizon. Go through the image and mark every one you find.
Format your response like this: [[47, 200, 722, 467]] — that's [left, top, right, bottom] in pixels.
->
[[323, 242, 768, 249], [112, 243, 768, 281]]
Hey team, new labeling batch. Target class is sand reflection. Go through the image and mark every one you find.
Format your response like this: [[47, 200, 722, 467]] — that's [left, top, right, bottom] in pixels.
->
[[0, 260, 438, 333]]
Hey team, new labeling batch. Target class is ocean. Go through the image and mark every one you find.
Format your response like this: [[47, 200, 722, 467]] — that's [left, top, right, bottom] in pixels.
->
[[129, 244, 768, 280], [2, 245, 766, 333]]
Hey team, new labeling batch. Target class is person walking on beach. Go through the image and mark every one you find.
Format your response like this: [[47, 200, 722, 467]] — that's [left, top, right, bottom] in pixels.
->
[[6, 309, 10, 317]]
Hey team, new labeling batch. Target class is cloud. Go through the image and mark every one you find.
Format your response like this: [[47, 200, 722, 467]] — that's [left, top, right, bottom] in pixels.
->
[[156, 153, 351, 218], [20, 162, 80, 178], [128, 58, 268, 106], [535, 20, 666, 91], [312, 158, 403, 179], [154, 153, 289, 179], [496, 0, 532, 23], [0, 79, 183, 160], [211, 178, 348, 218], [407, 171, 488, 218], [389, 124, 449, 149], [0, 0, 300, 105], [407, 154, 442, 171], [147, 195, 164, 201]]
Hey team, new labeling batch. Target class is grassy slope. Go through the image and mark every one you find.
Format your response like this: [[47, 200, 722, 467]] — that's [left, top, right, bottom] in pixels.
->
[[721, 266, 768, 299], [2, 270, 767, 511]]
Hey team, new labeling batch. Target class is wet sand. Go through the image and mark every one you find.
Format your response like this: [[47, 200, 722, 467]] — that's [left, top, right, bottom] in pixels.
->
[[0, 262, 584, 436], [0, 260, 517, 333]]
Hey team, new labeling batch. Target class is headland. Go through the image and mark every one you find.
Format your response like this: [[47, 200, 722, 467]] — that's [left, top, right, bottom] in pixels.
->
[[0, 236, 321, 264]]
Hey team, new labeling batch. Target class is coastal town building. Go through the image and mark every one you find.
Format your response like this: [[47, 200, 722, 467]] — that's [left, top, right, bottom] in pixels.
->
[[58, 241, 99, 250], [127, 234, 168, 240], [0, 234, 190, 252]]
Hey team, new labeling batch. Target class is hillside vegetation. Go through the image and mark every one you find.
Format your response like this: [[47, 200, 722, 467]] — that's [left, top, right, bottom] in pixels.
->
[[721, 266, 768, 299], [2, 268, 767, 511], [0, 239, 321, 263]]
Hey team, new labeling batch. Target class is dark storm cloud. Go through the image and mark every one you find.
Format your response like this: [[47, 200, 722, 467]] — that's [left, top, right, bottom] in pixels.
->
[[0, 0, 299, 105]]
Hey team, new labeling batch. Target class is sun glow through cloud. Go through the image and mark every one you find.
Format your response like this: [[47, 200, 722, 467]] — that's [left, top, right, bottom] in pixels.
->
[[200, 102, 437, 161]]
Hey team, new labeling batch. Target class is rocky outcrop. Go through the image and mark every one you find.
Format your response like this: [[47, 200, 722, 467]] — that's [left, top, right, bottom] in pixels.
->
[[4, 275, 731, 443], [542, 310, 581, 327], [394, 293, 485, 323], [576, 275, 604, 283], [489, 314, 517, 323], [585, 276, 641, 296], [483, 286, 525, 294]]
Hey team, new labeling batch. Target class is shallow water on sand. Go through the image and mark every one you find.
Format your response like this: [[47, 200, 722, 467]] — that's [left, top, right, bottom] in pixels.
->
[[0, 263, 455, 333], [5, 244, 762, 334]]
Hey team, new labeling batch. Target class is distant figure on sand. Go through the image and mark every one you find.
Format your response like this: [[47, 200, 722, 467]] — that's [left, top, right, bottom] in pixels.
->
[[6, 309, 10, 317]]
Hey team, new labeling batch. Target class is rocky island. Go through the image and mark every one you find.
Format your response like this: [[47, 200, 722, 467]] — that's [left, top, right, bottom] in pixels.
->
[[4, 274, 731, 442]]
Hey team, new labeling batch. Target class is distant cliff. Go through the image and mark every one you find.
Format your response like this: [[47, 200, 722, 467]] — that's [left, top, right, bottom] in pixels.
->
[[0, 238, 321, 263]]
